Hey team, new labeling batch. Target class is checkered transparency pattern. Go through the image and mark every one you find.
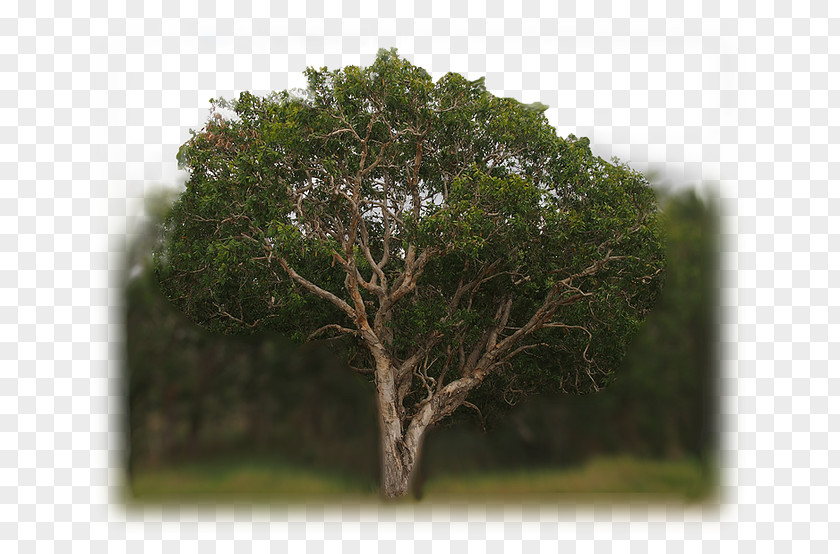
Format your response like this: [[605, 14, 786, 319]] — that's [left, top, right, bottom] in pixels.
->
[[2, 0, 837, 550]]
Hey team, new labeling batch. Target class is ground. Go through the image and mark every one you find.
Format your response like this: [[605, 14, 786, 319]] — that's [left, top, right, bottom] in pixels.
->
[[125, 455, 715, 505]]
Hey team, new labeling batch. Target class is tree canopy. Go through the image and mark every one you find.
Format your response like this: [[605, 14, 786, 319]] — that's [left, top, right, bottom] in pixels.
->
[[155, 49, 665, 497]]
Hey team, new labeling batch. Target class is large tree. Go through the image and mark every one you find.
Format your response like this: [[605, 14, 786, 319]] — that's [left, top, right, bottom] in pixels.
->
[[155, 49, 665, 498]]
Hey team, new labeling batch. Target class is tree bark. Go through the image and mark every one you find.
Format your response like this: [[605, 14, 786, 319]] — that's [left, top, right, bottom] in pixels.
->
[[375, 355, 486, 498], [379, 418, 432, 498], [379, 419, 420, 499], [373, 351, 424, 499]]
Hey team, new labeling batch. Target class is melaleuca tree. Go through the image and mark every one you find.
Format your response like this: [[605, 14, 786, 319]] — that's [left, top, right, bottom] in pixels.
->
[[155, 49, 665, 498]]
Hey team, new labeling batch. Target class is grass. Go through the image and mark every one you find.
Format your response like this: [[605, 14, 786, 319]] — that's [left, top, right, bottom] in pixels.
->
[[125, 455, 715, 505], [125, 457, 379, 505], [422, 456, 715, 503]]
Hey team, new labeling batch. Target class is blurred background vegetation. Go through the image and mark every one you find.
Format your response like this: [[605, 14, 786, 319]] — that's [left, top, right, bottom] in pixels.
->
[[123, 185, 718, 502]]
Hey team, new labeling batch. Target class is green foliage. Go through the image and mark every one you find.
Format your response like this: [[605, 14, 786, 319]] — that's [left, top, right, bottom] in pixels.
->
[[442, 188, 716, 449], [155, 49, 665, 408], [416, 189, 718, 492]]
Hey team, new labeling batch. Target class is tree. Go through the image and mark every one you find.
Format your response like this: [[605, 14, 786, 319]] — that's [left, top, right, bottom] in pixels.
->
[[155, 49, 665, 498]]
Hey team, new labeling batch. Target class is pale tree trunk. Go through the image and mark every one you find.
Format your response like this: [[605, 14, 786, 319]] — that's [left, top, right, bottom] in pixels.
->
[[364, 306, 491, 498], [379, 418, 421, 499], [374, 355, 483, 498], [379, 412, 431, 498], [374, 353, 428, 499]]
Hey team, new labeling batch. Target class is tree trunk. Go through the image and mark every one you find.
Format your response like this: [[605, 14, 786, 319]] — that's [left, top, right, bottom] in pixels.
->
[[372, 353, 428, 499], [371, 345, 482, 498], [379, 420, 414, 499], [379, 415, 430, 499]]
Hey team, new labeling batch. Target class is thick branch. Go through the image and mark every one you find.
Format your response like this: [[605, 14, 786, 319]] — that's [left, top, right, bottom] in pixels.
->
[[356, 212, 388, 297], [419, 373, 484, 427], [444, 250, 626, 385], [462, 294, 512, 375], [486, 295, 513, 350], [382, 248, 434, 310], [491, 253, 622, 357], [278, 256, 356, 320]]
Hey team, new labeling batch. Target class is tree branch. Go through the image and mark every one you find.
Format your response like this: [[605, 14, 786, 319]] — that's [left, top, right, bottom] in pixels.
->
[[213, 303, 262, 329], [462, 294, 512, 375], [307, 323, 360, 342], [383, 248, 434, 310], [277, 255, 356, 320], [461, 401, 486, 432], [447, 258, 502, 314], [356, 210, 388, 297], [493, 342, 547, 368], [396, 330, 443, 406]]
